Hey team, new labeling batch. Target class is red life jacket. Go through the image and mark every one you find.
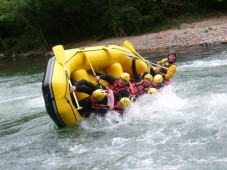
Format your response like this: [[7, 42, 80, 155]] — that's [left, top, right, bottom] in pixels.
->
[[110, 80, 133, 95], [90, 89, 115, 110], [132, 80, 152, 97]]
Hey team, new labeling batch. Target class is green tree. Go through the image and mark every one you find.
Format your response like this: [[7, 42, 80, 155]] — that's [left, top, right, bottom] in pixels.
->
[[1, 0, 226, 54]]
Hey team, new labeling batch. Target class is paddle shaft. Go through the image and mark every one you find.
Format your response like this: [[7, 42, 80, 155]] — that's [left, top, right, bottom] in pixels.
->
[[64, 67, 82, 110], [85, 55, 103, 89]]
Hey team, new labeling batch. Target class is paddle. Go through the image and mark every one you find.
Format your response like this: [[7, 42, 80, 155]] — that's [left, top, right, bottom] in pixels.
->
[[85, 55, 103, 89], [52, 45, 82, 110], [124, 40, 145, 60], [123, 40, 167, 70]]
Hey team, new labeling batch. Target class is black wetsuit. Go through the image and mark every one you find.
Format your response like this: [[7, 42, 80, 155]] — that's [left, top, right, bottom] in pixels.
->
[[71, 79, 99, 117], [132, 60, 142, 82]]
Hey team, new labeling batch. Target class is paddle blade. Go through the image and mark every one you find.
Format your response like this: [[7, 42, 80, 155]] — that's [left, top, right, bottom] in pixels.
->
[[123, 40, 135, 52], [123, 40, 145, 60], [52, 45, 66, 65], [77, 107, 83, 110]]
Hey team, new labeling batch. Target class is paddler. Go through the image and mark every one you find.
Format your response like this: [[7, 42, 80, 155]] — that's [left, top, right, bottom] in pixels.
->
[[150, 50, 177, 85], [70, 79, 121, 117], [95, 72, 133, 98], [152, 74, 164, 91], [113, 97, 132, 116], [131, 56, 153, 99]]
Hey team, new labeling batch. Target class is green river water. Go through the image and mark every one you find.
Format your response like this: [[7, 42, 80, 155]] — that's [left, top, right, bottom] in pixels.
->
[[0, 44, 227, 170]]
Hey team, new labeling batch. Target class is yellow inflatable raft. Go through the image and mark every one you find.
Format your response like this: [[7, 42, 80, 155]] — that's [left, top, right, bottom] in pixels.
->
[[42, 43, 148, 128]]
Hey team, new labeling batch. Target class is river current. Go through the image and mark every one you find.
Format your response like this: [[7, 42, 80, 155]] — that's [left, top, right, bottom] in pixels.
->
[[0, 44, 227, 170]]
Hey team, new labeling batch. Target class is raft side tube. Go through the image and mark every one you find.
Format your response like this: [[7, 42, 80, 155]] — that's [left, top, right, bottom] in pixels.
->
[[51, 58, 83, 127], [42, 57, 67, 128]]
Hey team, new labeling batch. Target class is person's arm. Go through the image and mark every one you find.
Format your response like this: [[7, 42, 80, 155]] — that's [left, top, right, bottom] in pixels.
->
[[164, 64, 176, 80], [76, 86, 94, 95], [149, 68, 156, 77], [70, 79, 100, 95], [98, 74, 118, 84], [156, 58, 168, 73], [132, 59, 142, 82], [75, 79, 99, 91]]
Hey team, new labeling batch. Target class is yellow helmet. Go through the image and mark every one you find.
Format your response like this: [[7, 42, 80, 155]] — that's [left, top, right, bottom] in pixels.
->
[[120, 72, 130, 82], [144, 74, 153, 81], [154, 74, 163, 84], [92, 89, 106, 101], [120, 97, 131, 108], [148, 88, 157, 94]]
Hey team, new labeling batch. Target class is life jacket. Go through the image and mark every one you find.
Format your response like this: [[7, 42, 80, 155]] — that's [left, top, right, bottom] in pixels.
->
[[90, 89, 115, 110], [110, 80, 129, 92], [132, 80, 152, 97], [157, 58, 170, 68]]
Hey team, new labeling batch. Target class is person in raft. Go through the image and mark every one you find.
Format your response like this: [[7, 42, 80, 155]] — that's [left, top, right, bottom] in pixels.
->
[[95, 72, 132, 98], [113, 97, 132, 116], [148, 88, 158, 94], [70, 79, 121, 117], [131, 56, 154, 99], [150, 50, 177, 85], [152, 74, 164, 91]]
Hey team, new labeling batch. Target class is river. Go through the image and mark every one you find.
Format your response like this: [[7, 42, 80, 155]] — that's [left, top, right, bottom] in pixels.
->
[[0, 44, 227, 169]]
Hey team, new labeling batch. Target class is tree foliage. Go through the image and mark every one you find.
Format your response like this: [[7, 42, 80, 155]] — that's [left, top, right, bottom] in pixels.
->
[[0, 0, 226, 53]]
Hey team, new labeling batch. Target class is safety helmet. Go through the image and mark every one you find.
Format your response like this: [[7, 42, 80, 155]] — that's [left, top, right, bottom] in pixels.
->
[[120, 72, 130, 82], [153, 74, 163, 84], [168, 50, 176, 57], [92, 89, 106, 102], [120, 97, 131, 108], [144, 74, 153, 81], [148, 88, 157, 94]]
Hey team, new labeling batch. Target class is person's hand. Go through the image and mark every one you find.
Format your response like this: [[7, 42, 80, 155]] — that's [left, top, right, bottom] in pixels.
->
[[130, 95, 136, 102], [147, 62, 153, 68], [155, 67, 161, 74], [70, 86, 76, 92], [132, 56, 137, 60], [95, 76, 100, 82]]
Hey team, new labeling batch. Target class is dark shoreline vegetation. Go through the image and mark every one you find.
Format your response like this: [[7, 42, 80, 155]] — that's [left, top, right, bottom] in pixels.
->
[[0, 0, 227, 59]]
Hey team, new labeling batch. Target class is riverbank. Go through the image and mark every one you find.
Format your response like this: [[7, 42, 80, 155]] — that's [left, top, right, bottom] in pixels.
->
[[1, 15, 227, 60], [71, 15, 227, 53]]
